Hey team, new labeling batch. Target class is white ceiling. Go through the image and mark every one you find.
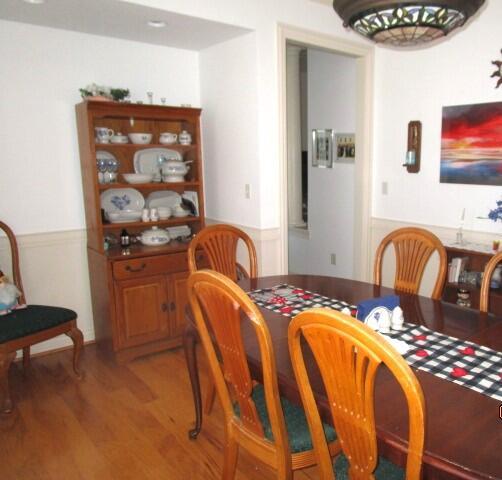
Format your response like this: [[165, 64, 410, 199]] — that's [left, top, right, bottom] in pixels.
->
[[0, 0, 251, 51]]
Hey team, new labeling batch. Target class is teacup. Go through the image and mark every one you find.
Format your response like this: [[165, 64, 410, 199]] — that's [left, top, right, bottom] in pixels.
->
[[95, 127, 114, 144]]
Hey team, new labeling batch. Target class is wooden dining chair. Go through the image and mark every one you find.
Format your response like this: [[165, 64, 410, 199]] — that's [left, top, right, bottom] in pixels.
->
[[0, 220, 83, 413], [479, 251, 502, 313], [374, 227, 447, 300], [188, 270, 340, 479], [188, 223, 258, 282], [188, 223, 258, 415], [288, 308, 425, 480]]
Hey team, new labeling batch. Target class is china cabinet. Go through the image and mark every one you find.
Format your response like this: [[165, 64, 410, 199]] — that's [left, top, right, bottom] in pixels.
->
[[76, 101, 205, 362]]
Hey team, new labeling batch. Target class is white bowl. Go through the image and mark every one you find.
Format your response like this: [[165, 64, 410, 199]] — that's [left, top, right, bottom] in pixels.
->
[[106, 210, 142, 223], [128, 133, 152, 144], [122, 173, 154, 184], [172, 207, 189, 218], [157, 206, 172, 219]]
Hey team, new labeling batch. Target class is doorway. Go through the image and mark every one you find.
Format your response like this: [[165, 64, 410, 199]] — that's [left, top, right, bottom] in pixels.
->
[[278, 25, 374, 281], [287, 44, 358, 278]]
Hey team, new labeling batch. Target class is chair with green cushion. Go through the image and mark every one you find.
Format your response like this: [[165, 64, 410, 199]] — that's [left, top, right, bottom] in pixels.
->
[[289, 308, 425, 480], [0, 220, 83, 413], [188, 270, 341, 479]]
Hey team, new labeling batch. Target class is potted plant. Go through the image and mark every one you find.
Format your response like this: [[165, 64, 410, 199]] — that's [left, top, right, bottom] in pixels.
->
[[79, 84, 130, 102]]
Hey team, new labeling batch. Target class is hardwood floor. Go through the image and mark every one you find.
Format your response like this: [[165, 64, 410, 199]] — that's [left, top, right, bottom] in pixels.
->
[[0, 345, 319, 479]]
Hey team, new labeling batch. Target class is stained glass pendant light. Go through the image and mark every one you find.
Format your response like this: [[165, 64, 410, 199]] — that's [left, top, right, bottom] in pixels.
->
[[332, 1, 485, 47]]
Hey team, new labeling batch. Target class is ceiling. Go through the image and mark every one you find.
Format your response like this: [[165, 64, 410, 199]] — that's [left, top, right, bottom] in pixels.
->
[[0, 0, 251, 51]]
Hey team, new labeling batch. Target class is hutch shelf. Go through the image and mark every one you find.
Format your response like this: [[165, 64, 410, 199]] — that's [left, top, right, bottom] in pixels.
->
[[76, 101, 205, 362]]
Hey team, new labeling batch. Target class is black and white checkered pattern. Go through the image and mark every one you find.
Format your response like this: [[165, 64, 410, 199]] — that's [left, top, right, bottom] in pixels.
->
[[386, 324, 502, 402], [248, 284, 357, 318], [248, 284, 502, 402]]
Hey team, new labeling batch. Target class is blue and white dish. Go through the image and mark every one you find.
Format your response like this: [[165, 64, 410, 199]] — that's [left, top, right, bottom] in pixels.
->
[[100, 188, 145, 214]]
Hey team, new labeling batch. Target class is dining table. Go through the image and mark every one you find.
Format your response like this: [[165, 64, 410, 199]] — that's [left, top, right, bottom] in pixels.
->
[[183, 274, 502, 480]]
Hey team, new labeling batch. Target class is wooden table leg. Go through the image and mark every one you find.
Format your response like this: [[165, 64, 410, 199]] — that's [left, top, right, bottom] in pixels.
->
[[183, 321, 202, 439]]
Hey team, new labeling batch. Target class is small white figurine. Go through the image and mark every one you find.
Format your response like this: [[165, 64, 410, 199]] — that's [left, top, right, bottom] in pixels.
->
[[391, 306, 404, 330], [341, 307, 352, 316], [378, 310, 392, 333]]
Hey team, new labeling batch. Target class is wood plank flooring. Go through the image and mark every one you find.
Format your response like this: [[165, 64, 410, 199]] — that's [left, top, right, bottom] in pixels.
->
[[0, 345, 319, 479]]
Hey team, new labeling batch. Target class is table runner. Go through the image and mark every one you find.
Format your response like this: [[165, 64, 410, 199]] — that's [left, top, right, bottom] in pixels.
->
[[248, 284, 502, 402]]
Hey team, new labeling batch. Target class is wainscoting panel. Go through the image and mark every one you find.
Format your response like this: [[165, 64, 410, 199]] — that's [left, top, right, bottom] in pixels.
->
[[0, 229, 94, 355]]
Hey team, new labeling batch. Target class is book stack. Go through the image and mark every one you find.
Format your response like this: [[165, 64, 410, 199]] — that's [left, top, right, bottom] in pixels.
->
[[448, 257, 468, 283]]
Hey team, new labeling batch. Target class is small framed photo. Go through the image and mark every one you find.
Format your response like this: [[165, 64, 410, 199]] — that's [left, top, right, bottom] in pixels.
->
[[335, 133, 355, 162], [312, 129, 334, 168]]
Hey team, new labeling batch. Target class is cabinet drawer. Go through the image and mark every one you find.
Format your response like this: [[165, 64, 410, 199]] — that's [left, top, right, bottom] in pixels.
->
[[113, 253, 189, 280], [112, 251, 207, 280]]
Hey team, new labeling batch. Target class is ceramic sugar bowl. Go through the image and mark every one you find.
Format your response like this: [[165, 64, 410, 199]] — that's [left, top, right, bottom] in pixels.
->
[[178, 130, 192, 145], [161, 159, 192, 182]]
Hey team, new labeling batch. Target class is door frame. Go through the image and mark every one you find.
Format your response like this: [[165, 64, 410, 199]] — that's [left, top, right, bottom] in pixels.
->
[[277, 24, 374, 281]]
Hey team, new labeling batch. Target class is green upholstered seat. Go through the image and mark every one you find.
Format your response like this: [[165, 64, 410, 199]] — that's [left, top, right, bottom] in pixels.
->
[[0, 305, 77, 343], [334, 453, 404, 479], [234, 384, 337, 453]]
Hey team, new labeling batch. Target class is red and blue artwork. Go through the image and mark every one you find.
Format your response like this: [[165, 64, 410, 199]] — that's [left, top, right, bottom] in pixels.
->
[[440, 101, 502, 185]]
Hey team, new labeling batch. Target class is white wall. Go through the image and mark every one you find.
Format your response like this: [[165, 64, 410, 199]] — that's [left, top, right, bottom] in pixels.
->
[[0, 20, 200, 351], [289, 49, 357, 278], [199, 32, 260, 226], [0, 19, 200, 235], [373, 1, 502, 236], [128, 0, 370, 230]]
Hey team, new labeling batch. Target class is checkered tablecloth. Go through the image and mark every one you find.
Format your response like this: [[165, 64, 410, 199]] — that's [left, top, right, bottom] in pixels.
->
[[386, 324, 502, 401], [248, 284, 357, 317], [248, 284, 502, 402]]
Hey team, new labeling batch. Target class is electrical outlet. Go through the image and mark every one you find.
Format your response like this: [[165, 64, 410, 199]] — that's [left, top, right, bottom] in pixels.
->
[[330, 253, 336, 265], [245, 184, 251, 199], [382, 181, 388, 195]]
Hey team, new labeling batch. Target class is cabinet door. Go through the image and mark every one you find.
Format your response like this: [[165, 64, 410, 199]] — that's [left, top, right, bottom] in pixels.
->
[[115, 275, 170, 349], [169, 271, 190, 339]]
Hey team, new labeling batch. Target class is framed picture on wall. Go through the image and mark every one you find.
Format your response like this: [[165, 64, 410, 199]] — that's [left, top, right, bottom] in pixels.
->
[[312, 129, 334, 168], [335, 133, 355, 162], [440, 101, 502, 185]]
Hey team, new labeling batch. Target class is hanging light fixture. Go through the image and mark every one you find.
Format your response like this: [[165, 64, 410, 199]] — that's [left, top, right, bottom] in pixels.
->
[[332, 1, 485, 47]]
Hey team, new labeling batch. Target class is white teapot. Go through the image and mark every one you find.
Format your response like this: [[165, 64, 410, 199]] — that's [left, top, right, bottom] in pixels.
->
[[179, 130, 192, 145], [137, 226, 170, 246], [161, 159, 192, 182]]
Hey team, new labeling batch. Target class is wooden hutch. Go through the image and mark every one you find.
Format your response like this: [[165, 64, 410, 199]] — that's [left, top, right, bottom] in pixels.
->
[[442, 244, 502, 315], [76, 101, 205, 362]]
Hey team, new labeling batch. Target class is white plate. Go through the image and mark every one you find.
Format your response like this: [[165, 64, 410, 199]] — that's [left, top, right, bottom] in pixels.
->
[[100, 188, 145, 213], [146, 190, 182, 209], [133, 148, 182, 175]]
